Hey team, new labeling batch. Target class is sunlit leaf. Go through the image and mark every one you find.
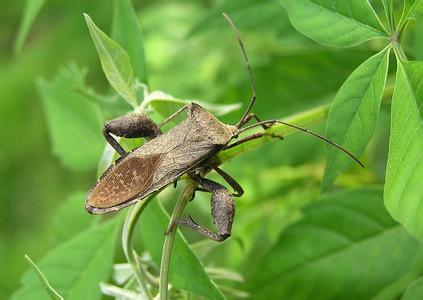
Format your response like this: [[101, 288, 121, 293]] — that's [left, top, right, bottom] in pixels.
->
[[248, 188, 420, 299], [38, 64, 104, 172], [100, 283, 138, 299], [384, 61, 423, 239], [84, 13, 138, 107], [112, 0, 148, 85], [322, 48, 390, 190], [111, 263, 133, 285], [206, 267, 244, 283], [14, 0, 45, 54], [12, 220, 119, 300], [140, 200, 225, 299], [280, 0, 387, 47]]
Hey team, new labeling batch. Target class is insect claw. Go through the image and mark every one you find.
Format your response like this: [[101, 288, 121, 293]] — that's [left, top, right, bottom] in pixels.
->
[[270, 133, 284, 140], [188, 215, 199, 226], [189, 190, 196, 202]]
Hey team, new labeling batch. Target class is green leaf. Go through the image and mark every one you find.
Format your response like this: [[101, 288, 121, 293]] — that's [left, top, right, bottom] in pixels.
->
[[84, 13, 138, 107], [51, 192, 98, 244], [404, 0, 423, 19], [402, 277, 423, 300], [12, 219, 119, 300], [38, 64, 104, 172], [112, 0, 148, 84], [322, 48, 390, 190], [381, 0, 395, 31], [146, 91, 241, 124], [23, 255, 63, 300], [247, 188, 420, 299], [384, 61, 423, 239], [188, 0, 285, 36], [97, 137, 143, 178], [412, 20, 423, 61], [140, 200, 225, 299], [280, 0, 387, 47], [14, 0, 45, 54]]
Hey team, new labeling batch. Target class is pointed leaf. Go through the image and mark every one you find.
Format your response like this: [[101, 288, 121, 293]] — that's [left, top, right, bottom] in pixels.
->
[[12, 220, 119, 300], [280, 0, 387, 47], [384, 61, 423, 239], [140, 200, 225, 299], [38, 64, 104, 172], [322, 48, 390, 190], [14, 0, 45, 54], [248, 188, 420, 299], [84, 13, 138, 107], [112, 0, 148, 84]]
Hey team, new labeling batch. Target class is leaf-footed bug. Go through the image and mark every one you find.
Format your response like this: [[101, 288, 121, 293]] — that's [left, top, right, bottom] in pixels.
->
[[86, 13, 363, 242]]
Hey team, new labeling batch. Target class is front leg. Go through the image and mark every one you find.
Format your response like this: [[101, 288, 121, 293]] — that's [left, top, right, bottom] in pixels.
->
[[224, 132, 283, 150], [103, 113, 162, 157], [169, 177, 235, 242], [238, 112, 270, 129]]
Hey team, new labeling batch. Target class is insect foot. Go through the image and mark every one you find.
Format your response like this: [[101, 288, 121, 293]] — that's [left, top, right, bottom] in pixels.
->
[[173, 176, 235, 242]]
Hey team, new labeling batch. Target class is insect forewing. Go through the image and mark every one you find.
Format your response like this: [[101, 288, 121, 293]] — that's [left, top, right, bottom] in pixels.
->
[[87, 154, 161, 209]]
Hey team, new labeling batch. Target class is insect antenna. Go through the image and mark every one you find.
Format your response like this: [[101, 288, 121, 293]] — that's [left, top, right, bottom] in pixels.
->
[[222, 13, 257, 129], [238, 120, 365, 168]]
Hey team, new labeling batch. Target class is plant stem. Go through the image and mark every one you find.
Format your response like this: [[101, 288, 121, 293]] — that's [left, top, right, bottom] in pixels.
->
[[390, 30, 407, 62], [159, 182, 196, 300], [122, 195, 156, 300]]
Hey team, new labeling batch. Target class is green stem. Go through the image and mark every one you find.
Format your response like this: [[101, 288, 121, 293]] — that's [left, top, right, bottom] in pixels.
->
[[159, 182, 196, 300], [392, 41, 407, 62], [122, 195, 156, 300]]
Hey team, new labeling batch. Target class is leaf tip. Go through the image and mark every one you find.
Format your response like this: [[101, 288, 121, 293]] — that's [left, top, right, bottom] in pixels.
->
[[83, 13, 92, 24]]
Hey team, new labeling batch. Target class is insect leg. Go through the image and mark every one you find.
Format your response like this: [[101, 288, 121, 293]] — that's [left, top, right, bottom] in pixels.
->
[[158, 105, 189, 128], [224, 132, 283, 150], [211, 165, 244, 197], [238, 113, 270, 129], [103, 114, 162, 156], [170, 177, 235, 242]]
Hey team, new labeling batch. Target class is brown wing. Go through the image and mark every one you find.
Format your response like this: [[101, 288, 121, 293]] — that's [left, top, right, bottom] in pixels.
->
[[87, 154, 161, 210]]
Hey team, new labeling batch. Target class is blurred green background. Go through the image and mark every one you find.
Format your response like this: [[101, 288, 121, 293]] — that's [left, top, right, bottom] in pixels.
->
[[0, 0, 400, 299]]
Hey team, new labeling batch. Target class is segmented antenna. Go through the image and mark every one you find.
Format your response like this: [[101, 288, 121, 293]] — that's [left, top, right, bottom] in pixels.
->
[[222, 13, 257, 128], [223, 13, 363, 168], [238, 120, 365, 168]]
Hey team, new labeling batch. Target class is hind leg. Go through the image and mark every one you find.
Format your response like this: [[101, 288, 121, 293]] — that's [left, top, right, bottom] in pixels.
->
[[168, 176, 235, 242]]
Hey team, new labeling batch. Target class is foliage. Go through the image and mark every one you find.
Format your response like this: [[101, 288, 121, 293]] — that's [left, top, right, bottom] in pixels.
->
[[4, 0, 423, 299]]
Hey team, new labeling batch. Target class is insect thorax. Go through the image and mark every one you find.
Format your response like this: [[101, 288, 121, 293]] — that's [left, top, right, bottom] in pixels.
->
[[189, 102, 234, 145]]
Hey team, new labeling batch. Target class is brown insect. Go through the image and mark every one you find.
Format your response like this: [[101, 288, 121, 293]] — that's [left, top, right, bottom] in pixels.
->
[[86, 13, 363, 242]]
